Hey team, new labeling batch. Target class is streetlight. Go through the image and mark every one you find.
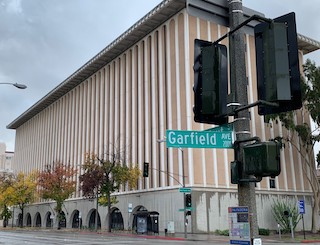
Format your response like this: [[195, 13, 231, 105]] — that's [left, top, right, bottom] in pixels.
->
[[78, 211, 82, 231], [157, 139, 188, 239], [0, 82, 27, 89]]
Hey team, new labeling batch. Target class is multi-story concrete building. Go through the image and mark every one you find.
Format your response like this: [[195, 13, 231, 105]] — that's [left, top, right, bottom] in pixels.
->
[[7, 0, 320, 233], [0, 143, 14, 173]]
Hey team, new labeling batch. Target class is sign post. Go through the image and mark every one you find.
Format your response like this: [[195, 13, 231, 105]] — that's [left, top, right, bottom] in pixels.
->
[[298, 200, 306, 239]]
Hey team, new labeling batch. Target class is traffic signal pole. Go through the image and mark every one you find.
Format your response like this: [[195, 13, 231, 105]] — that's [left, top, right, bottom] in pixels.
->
[[181, 148, 187, 239], [228, 0, 259, 241], [193, 1, 300, 242]]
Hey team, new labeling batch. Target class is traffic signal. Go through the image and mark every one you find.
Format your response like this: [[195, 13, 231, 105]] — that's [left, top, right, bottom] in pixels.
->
[[193, 39, 228, 125], [243, 141, 281, 177], [143, 162, 149, 177], [254, 12, 301, 115], [185, 194, 192, 208], [231, 161, 241, 184]]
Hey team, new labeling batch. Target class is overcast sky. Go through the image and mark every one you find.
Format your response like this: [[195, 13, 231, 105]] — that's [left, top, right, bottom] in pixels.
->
[[0, 0, 319, 152]]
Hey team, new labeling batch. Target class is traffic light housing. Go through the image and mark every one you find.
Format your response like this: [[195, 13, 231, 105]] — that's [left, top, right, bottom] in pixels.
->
[[193, 39, 228, 125], [185, 194, 192, 208], [231, 161, 241, 184], [243, 141, 281, 178], [143, 162, 149, 177], [255, 12, 302, 115]]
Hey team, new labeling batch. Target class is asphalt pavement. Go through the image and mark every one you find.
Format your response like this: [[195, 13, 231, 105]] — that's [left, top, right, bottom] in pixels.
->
[[1, 228, 320, 244]]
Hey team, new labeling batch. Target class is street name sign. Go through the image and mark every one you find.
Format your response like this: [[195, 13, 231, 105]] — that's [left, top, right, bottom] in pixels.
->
[[166, 125, 233, 149], [179, 187, 192, 193], [179, 207, 193, 212]]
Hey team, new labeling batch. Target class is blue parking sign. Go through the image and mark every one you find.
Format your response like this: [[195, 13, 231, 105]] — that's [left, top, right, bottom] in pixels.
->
[[298, 200, 305, 214]]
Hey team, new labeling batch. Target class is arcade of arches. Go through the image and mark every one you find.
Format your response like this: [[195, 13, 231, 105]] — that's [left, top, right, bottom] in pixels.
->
[[11, 206, 153, 230]]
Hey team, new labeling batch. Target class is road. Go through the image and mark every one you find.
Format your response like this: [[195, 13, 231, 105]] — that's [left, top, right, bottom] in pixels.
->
[[0, 229, 319, 245], [0, 230, 213, 245]]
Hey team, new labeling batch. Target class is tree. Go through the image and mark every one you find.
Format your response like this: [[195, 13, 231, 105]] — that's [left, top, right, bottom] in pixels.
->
[[79, 148, 141, 232], [0, 172, 15, 227], [9, 171, 37, 227], [38, 162, 77, 229], [266, 59, 320, 233]]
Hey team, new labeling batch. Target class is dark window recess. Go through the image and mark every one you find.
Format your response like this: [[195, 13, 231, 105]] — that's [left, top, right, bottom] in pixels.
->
[[269, 178, 276, 188]]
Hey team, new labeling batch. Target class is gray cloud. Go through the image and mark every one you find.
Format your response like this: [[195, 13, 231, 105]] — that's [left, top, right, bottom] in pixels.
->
[[0, 0, 319, 151]]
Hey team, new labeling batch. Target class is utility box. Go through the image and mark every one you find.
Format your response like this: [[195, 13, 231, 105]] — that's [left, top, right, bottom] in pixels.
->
[[243, 141, 281, 177], [167, 221, 175, 234]]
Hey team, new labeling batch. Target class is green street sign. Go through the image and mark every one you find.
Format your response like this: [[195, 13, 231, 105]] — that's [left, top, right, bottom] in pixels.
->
[[205, 124, 233, 132], [179, 187, 191, 193], [179, 208, 193, 212], [166, 125, 233, 149]]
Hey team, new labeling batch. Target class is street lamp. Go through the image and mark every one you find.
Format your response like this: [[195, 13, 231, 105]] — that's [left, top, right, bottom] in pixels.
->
[[157, 139, 188, 239], [0, 82, 27, 89]]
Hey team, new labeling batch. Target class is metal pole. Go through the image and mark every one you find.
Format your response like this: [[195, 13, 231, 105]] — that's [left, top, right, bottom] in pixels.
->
[[180, 148, 187, 239], [11, 207, 14, 228], [277, 223, 281, 240], [302, 214, 306, 239], [289, 216, 294, 239], [79, 212, 82, 231], [95, 188, 98, 232], [228, 0, 259, 242]]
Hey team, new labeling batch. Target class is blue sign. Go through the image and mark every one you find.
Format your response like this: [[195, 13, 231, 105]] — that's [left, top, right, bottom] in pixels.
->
[[229, 207, 249, 213], [298, 200, 305, 214], [230, 240, 251, 245]]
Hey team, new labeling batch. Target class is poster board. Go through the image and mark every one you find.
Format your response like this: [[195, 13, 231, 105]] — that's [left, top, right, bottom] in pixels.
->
[[228, 206, 251, 245]]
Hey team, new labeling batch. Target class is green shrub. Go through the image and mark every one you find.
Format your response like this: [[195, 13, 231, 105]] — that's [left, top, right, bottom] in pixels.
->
[[271, 199, 301, 233], [215, 229, 229, 236], [259, 228, 270, 236], [215, 228, 270, 236]]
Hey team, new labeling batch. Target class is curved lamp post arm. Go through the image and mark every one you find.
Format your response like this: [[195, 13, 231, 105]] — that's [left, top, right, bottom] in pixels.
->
[[0, 82, 27, 89]]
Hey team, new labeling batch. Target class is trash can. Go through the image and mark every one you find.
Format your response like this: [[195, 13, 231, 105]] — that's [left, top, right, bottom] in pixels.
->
[[136, 215, 147, 234], [133, 210, 160, 235], [149, 211, 159, 234]]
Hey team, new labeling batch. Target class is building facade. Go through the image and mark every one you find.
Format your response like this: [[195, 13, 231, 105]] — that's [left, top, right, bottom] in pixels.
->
[[0, 143, 14, 173], [7, 0, 320, 232]]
